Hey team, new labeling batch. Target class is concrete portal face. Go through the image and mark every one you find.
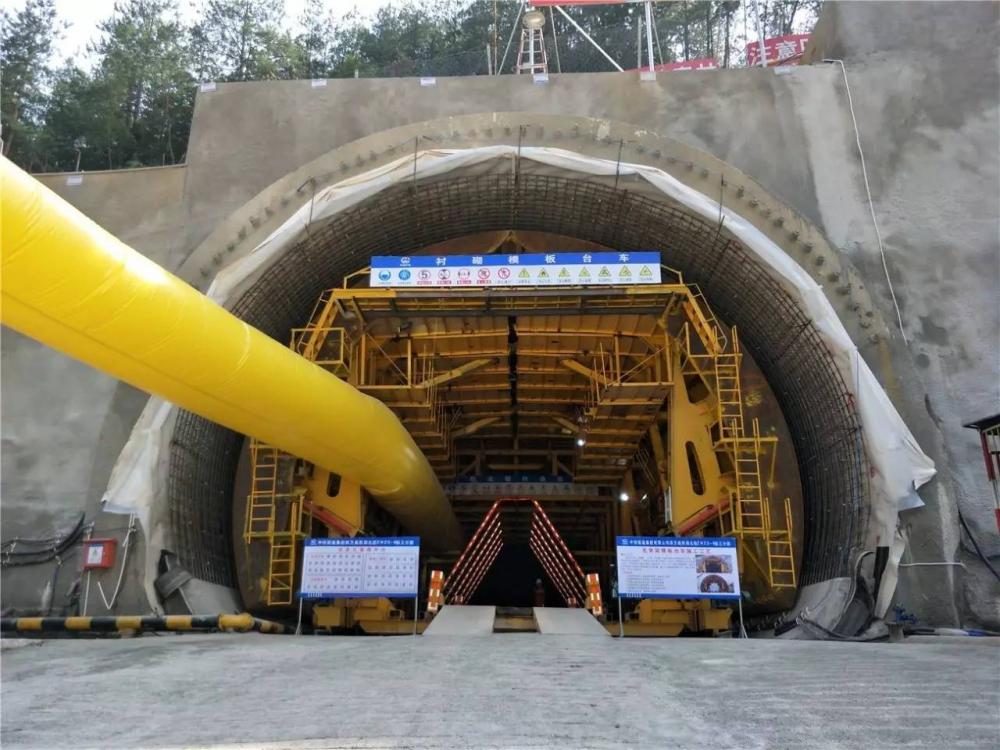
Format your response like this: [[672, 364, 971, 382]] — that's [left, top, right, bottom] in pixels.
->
[[2, 2, 997, 632]]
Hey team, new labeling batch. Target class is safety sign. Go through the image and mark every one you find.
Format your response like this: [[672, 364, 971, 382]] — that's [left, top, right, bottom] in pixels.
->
[[298, 537, 420, 599], [615, 536, 741, 600], [369, 252, 662, 288]]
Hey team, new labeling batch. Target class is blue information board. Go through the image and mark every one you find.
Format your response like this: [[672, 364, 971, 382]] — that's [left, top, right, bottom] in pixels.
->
[[369, 252, 662, 288], [298, 537, 419, 599], [615, 536, 740, 600]]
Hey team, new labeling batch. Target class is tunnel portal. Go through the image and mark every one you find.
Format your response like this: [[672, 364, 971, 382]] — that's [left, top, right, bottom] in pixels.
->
[[165, 170, 867, 632]]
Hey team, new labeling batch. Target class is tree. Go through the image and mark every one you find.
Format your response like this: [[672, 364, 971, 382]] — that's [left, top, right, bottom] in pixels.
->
[[718, 2, 740, 69], [190, 0, 296, 81], [23, 0, 826, 172], [88, 0, 195, 166], [296, 0, 334, 78], [40, 66, 129, 171], [1, 0, 61, 167]]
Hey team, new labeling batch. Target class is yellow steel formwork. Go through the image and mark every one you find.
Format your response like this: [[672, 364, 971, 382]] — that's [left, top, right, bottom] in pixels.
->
[[288, 274, 796, 598], [676, 325, 798, 591]]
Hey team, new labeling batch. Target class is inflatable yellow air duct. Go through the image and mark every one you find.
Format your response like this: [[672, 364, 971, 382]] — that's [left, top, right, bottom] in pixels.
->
[[0, 157, 462, 551]]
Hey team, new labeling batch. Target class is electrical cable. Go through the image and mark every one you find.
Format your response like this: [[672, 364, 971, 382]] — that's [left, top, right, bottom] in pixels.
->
[[1, 513, 86, 567], [823, 58, 908, 344], [1, 512, 86, 550], [45, 555, 63, 616], [797, 615, 887, 642], [98, 514, 136, 610], [958, 510, 1000, 583]]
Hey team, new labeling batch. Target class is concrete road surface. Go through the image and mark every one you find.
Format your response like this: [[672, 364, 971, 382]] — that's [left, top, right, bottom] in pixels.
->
[[2, 634, 997, 749]]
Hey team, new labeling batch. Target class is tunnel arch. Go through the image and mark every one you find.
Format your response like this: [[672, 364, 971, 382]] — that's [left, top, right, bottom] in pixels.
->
[[163, 113, 884, 615]]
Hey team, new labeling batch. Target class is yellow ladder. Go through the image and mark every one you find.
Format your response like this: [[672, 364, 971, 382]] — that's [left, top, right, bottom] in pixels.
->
[[731, 422, 767, 534], [686, 284, 728, 352], [764, 497, 798, 589], [244, 441, 282, 541], [294, 288, 338, 362], [244, 440, 310, 606], [714, 343, 744, 441], [266, 500, 302, 607]]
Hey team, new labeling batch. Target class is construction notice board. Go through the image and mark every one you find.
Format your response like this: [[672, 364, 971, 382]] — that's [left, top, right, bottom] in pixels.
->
[[616, 536, 740, 600], [299, 537, 419, 599], [369, 252, 661, 288]]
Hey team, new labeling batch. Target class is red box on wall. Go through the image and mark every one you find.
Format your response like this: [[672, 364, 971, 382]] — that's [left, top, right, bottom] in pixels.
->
[[83, 538, 117, 569]]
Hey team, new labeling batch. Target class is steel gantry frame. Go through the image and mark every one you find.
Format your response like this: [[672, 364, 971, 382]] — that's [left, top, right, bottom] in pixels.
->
[[243, 260, 797, 608]]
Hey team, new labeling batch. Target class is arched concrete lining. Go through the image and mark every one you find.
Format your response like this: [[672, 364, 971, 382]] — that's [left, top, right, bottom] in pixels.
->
[[179, 113, 886, 342], [149, 113, 929, 627]]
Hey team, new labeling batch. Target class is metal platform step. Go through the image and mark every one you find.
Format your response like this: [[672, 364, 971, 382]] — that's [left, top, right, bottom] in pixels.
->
[[422, 605, 496, 636], [533, 607, 609, 636]]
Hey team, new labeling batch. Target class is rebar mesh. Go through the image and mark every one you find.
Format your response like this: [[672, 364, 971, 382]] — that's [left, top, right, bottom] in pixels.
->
[[169, 172, 867, 589]]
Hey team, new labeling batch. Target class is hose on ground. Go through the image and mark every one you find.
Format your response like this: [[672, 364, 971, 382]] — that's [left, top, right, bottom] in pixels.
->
[[958, 510, 1000, 583]]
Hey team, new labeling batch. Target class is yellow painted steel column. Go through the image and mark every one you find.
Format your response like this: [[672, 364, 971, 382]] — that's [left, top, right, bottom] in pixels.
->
[[0, 158, 462, 551]]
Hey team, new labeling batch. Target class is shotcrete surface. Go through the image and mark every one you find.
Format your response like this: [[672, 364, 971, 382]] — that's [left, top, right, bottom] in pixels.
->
[[1, 634, 996, 749]]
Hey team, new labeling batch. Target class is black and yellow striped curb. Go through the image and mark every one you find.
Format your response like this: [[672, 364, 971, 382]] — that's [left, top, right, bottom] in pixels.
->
[[0, 613, 288, 634]]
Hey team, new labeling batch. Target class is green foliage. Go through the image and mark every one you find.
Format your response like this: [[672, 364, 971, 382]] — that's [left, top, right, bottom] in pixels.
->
[[12, 0, 822, 173], [1, 0, 62, 168], [89, 0, 195, 167], [190, 0, 299, 81]]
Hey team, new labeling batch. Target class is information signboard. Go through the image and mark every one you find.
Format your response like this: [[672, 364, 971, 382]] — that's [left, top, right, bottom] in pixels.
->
[[299, 537, 419, 599], [369, 252, 661, 288], [616, 536, 740, 600]]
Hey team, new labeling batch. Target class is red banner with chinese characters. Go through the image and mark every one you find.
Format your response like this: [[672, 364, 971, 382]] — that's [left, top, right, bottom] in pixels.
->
[[745, 34, 811, 66], [632, 57, 718, 73]]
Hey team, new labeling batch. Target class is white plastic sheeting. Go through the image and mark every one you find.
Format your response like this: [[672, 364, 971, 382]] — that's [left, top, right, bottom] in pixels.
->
[[101, 399, 174, 614]]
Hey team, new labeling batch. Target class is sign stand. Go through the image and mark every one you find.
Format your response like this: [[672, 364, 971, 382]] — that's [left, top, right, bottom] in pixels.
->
[[298, 537, 421, 636], [615, 536, 742, 638], [737, 595, 748, 639], [617, 593, 624, 638]]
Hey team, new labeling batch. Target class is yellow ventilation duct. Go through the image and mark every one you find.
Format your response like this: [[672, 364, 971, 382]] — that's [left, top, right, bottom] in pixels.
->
[[0, 157, 462, 551]]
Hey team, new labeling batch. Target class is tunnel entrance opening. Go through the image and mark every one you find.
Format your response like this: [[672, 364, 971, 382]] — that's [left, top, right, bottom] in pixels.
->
[[470, 546, 552, 609], [167, 165, 867, 634], [230, 236, 809, 633]]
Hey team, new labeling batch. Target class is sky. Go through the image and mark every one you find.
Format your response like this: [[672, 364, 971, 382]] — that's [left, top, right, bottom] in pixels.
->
[[0, 0, 397, 66]]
